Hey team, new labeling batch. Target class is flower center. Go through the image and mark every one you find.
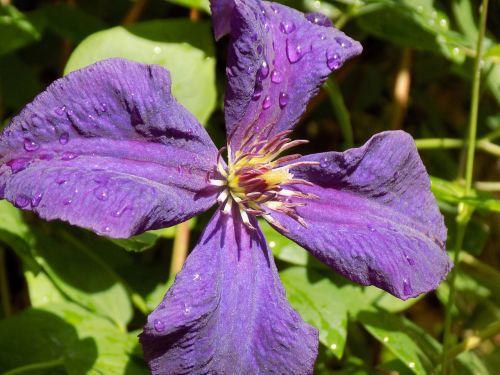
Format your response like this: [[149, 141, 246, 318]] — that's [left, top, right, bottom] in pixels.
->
[[208, 130, 318, 231]]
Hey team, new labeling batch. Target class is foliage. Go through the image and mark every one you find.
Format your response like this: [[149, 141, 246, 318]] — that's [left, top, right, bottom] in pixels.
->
[[0, 0, 498, 374]]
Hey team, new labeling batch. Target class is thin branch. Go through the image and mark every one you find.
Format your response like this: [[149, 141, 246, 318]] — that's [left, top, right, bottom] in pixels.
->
[[122, 0, 147, 25], [446, 321, 500, 359], [391, 48, 412, 129], [170, 221, 190, 276]]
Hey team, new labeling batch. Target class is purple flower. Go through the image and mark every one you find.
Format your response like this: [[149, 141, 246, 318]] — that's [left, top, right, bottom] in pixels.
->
[[0, 0, 452, 373]]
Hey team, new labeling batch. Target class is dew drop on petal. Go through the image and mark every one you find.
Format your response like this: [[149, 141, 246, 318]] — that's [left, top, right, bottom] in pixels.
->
[[262, 96, 271, 109], [270, 4, 279, 14], [335, 37, 352, 48], [326, 49, 342, 71], [271, 70, 283, 83], [23, 139, 39, 152], [31, 192, 43, 207], [257, 60, 269, 79], [61, 151, 77, 161], [15, 195, 30, 208], [252, 84, 263, 100], [59, 132, 69, 145], [63, 198, 72, 205], [183, 304, 192, 315], [405, 254, 415, 266], [55, 106, 66, 116], [280, 21, 296, 34], [154, 319, 165, 332], [94, 186, 109, 201], [403, 278, 413, 296], [100, 103, 107, 112], [286, 39, 304, 63], [193, 273, 201, 281], [279, 92, 289, 108], [7, 158, 29, 174], [102, 225, 111, 233], [320, 156, 329, 168]]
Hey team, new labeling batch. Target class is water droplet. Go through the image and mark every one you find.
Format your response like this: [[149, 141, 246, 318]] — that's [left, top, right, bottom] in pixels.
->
[[326, 49, 342, 70], [252, 83, 263, 100], [7, 158, 29, 174], [262, 96, 271, 109], [256, 45, 263, 54], [39, 153, 53, 161], [257, 60, 269, 80], [439, 18, 447, 28], [368, 225, 375, 232], [193, 273, 201, 281], [63, 198, 72, 205], [335, 37, 352, 48], [112, 206, 129, 217], [153, 46, 162, 54], [320, 156, 329, 168], [279, 92, 289, 108], [251, 33, 258, 42], [330, 343, 337, 350], [280, 21, 296, 34], [405, 254, 415, 266], [319, 34, 326, 40], [94, 186, 109, 201], [403, 278, 413, 296], [383, 336, 389, 343], [61, 151, 77, 161], [270, 4, 279, 14], [183, 304, 192, 315], [452, 47, 461, 56], [15, 195, 30, 208], [154, 319, 165, 332], [102, 225, 111, 233], [408, 362, 415, 369], [55, 106, 66, 116], [269, 241, 276, 248], [286, 39, 304, 63], [59, 132, 69, 145], [31, 192, 43, 207], [100, 103, 107, 112], [271, 70, 283, 83], [305, 12, 332, 27]]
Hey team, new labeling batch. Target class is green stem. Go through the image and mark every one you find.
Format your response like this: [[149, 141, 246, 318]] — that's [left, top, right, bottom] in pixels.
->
[[415, 138, 500, 156], [170, 221, 190, 277], [0, 247, 11, 317], [474, 181, 500, 192], [446, 321, 500, 359], [441, 0, 489, 373], [2, 357, 64, 375], [324, 77, 354, 149]]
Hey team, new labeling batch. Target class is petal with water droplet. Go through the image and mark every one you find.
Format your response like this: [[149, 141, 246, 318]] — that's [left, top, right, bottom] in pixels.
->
[[219, 0, 362, 156], [0, 59, 219, 238], [269, 131, 451, 299], [140, 210, 318, 374]]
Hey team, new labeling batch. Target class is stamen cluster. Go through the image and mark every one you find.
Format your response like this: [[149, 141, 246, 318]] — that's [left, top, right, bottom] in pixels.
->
[[208, 130, 318, 231]]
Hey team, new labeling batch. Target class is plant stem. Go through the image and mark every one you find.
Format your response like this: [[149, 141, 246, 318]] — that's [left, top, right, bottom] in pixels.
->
[[0, 247, 12, 317], [474, 181, 500, 192], [3, 357, 64, 375], [324, 77, 354, 149], [415, 138, 500, 156], [122, 0, 147, 25], [446, 321, 500, 359], [441, 0, 489, 373], [170, 221, 190, 276], [391, 48, 412, 130]]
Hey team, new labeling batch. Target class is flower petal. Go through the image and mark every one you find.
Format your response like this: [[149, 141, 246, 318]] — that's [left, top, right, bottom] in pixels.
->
[[0, 58, 219, 238], [140, 209, 318, 374], [269, 131, 452, 299], [220, 0, 362, 154], [210, 0, 234, 40]]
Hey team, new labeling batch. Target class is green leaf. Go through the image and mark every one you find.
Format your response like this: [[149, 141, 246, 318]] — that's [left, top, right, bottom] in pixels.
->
[[0, 201, 38, 271], [280, 267, 348, 358], [358, 310, 440, 375], [163, 0, 210, 13], [32, 230, 133, 329], [37, 4, 106, 42], [64, 19, 216, 124], [0, 302, 147, 374], [356, 0, 467, 62], [0, 5, 44, 56], [25, 269, 67, 307]]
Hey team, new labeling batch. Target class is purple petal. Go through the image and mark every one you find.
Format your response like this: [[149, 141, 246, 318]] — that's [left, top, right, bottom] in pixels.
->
[[221, 0, 362, 155], [269, 131, 452, 299], [140, 209, 318, 374], [210, 0, 235, 40], [0, 58, 220, 238]]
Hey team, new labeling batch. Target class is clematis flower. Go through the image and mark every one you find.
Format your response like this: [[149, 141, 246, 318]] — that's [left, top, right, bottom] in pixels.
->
[[0, 0, 452, 373]]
